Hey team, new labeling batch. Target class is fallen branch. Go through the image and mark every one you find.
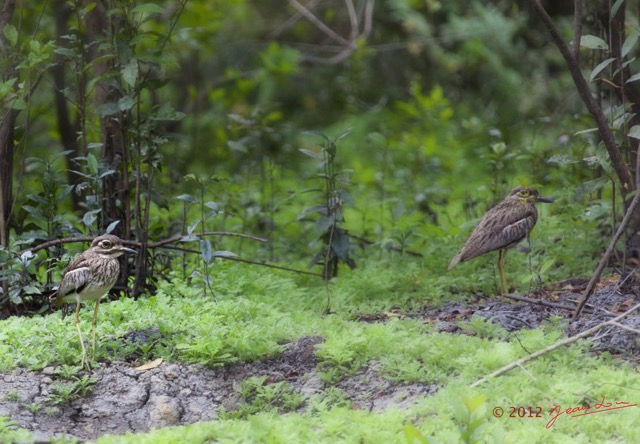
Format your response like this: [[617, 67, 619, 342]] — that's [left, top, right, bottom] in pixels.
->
[[502, 293, 592, 313], [471, 302, 640, 388]]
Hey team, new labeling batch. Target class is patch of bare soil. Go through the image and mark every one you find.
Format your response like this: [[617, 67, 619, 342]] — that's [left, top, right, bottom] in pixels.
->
[[0, 336, 435, 442], [414, 279, 640, 360], [1, 281, 637, 442]]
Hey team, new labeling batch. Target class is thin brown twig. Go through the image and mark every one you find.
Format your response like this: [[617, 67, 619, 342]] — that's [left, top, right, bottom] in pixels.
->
[[348, 233, 424, 257], [28, 231, 267, 254], [502, 293, 595, 313], [610, 321, 640, 335], [147, 232, 267, 248], [158, 244, 324, 277]]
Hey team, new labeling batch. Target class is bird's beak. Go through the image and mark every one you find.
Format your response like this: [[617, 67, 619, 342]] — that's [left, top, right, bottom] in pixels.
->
[[537, 196, 555, 203], [120, 246, 137, 254]]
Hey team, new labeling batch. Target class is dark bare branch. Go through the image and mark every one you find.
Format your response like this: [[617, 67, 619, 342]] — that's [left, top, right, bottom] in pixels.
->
[[527, 0, 634, 192]]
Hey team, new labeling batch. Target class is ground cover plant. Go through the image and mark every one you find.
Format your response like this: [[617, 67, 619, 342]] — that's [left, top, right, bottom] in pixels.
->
[[1, 0, 640, 443]]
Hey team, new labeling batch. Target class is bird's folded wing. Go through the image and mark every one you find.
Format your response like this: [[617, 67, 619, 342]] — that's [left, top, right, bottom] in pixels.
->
[[56, 265, 92, 298], [458, 203, 537, 261]]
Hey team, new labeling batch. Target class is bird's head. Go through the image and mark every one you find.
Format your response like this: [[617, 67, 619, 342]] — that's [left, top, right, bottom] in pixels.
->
[[90, 234, 137, 258], [508, 186, 555, 205]]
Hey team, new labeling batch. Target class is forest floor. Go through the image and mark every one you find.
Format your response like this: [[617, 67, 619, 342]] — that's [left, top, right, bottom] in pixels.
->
[[1, 280, 639, 442]]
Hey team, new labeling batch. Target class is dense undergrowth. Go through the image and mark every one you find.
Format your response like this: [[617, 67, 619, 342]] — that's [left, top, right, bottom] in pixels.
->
[[1, 261, 639, 443]]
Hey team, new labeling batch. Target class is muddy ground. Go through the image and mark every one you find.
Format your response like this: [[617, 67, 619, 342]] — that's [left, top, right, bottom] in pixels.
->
[[1, 280, 638, 442]]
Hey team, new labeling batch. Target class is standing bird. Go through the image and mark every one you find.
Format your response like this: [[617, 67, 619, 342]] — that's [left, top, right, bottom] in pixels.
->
[[51, 234, 136, 369], [448, 186, 554, 295]]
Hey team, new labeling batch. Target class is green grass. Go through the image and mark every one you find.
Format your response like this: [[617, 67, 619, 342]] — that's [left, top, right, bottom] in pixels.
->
[[1, 259, 638, 443]]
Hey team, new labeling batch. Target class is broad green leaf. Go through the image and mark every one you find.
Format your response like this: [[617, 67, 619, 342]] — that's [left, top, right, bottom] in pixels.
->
[[82, 209, 100, 228], [626, 73, 640, 84], [589, 58, 615, 83], [580, 35, 608, 50], [105, 220, 120, 234], [213, 250, 238, 259], [227, 140, 247, 153], [176, 194, 198, 204], [200, 239, 212, 263], [3, 25, 18, 46], [98, 102, 119, 117], [546, 154, 578, 165], [87, 153, 98, 175], [187, 219, 200, 235], [622, 32, 639, 58], [628, 125, 640, 140], [299, 148, 322, 160], [204, 202, 219, 211], [151, 102, 185, 121], [122, 59, 138, 87], [9, 99, 27, 110], [611, 0, 625, 17], [131, 3, 165, 14], [118, 95, 135, 111]]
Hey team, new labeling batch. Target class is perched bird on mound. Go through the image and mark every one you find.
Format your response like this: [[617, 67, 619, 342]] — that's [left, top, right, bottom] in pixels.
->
[[51, 234, 136, 369], [448, 186, 554, 295]]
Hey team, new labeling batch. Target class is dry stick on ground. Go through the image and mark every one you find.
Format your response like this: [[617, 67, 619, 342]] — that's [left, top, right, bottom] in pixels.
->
[[572, 191, 640, 320], [471, 302, 640, 388], [502, 293, 595, 314]]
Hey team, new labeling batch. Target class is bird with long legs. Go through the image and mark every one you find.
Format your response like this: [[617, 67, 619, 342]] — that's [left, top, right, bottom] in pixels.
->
[[448, 186, 554, 295], [51, 234, 136, 369]]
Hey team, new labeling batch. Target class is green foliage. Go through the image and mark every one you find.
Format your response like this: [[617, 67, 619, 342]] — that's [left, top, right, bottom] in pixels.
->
[[451, 395, 489, 444], [2, 1, 639, 441], [0, 263, 638, 442], [299, 132, 356, 280], [220, 376, 306, 419], [47, 375, 96, 406], [0, 417, 33, 444]]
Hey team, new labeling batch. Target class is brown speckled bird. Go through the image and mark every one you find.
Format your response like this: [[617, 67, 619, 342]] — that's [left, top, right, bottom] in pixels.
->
[[448, 186, 554, 295], [51, 234, 136, 369]]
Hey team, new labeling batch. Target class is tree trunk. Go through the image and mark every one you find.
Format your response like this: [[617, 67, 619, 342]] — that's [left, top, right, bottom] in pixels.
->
[[53, 0, 82, 211], [0, 0, 18, 303]]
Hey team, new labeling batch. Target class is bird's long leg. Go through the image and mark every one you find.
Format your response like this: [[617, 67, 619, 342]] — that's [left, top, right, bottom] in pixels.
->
[[75, 301, 89, 369], [498, 249, 509, 298], [91, 298, 101, 362]]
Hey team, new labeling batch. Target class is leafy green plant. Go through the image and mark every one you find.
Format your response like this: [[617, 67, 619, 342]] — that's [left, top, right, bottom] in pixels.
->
[[306, 387, 352, 414], [0, 245, 41, 307], [3, 391, 19, 403], [299, 132, 356, 280], [176, 174, 238, 297], [0, 417, 33, 444], [220, 376, 305, 419], [457, 316, 508, 340], [47, 375, 96, 406], [451, 396, 490, 444], [24, 402, 41, 414]]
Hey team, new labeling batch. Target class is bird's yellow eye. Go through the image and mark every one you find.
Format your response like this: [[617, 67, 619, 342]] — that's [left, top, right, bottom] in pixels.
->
[[100, 240, 112, 249], [518, 190, 530, 198]]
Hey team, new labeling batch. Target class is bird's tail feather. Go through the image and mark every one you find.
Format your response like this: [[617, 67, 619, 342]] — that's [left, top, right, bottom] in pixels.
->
[[448, 254, 462, 270]]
